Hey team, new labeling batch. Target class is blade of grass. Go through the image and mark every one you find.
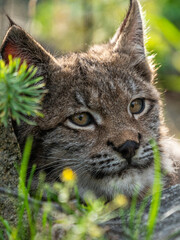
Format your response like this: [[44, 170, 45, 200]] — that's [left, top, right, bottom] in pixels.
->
[[146, 139, 162, 240], [134, 196, 149, 239], [0, 216, 12, 238], [164, 230, 180, 240], [17, 136, 36, 239], [0, 231, 4, 240], [74, 185, 82, 211], [18, 136, 33, 194], [129, 189, 138, 236], [27, 164, 36, 192]]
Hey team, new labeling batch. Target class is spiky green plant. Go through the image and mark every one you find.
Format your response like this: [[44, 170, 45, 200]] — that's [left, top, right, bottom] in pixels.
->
[[0, 56, 46, 127]]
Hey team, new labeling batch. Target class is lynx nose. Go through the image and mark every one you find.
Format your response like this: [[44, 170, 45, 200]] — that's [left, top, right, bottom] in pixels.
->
[[117, 140, 140, 163]]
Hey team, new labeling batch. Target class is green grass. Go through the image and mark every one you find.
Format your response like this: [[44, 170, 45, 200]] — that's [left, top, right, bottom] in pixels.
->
[[146, 140, 162, 240]]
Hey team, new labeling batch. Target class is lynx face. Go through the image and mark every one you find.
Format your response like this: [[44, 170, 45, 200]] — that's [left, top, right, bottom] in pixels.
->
[[0, 0, 175, 200], [39, 54, 160, 199]]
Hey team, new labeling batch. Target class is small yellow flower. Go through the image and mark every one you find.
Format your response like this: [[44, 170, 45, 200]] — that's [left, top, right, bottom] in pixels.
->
[[61, 168, 76, 182], [88, 224, 103, 238], [113, 194, 128, 207]]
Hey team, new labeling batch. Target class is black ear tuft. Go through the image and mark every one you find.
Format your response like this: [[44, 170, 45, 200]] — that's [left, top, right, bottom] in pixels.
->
[[6, 14, 17, 28]]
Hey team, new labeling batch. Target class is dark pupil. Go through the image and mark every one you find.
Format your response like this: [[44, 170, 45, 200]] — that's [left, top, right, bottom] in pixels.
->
[[79, 115, 83, 121], [131, 102, 136, 108]]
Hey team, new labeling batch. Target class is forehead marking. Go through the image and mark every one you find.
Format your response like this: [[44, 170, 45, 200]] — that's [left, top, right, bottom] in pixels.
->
[[74, 91, 103, 125], [75, 91, 87, 107]]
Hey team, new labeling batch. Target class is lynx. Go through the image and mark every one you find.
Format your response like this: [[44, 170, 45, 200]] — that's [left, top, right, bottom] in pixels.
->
[[1, 0, 179, 200]]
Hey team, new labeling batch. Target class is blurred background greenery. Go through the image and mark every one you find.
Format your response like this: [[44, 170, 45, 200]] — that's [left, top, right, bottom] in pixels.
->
[[0, 0, 180, 137]]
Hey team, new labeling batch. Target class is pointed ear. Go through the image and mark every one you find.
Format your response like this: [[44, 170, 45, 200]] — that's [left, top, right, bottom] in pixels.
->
[[110, 0, 155, 82], [111, 0, 145, 56], [6, 14, 17, 27], [0, 25, 57, 75]]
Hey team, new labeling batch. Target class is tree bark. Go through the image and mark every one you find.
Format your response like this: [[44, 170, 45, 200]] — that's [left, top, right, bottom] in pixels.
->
[[0, 121, 21, 234]]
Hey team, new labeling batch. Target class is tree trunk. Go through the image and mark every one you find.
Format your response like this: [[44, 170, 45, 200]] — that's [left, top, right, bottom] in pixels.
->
[[0, 121, 21, 234]]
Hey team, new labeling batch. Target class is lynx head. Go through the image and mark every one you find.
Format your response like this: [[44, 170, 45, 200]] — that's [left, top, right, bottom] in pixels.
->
[[0, 0, 174, 200]]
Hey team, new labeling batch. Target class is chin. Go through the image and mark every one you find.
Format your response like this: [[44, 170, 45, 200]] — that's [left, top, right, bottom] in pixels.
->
[[77, 166, 155, 201]]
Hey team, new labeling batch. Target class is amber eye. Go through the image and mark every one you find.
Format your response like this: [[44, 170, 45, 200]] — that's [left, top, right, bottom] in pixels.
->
[[70, 112, 94, 126], [129, 98, 145, 114]]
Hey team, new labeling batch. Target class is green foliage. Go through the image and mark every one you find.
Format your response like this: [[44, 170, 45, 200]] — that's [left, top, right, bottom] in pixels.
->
[[0, 56, 46, 127], [17, 136, 35, 239]]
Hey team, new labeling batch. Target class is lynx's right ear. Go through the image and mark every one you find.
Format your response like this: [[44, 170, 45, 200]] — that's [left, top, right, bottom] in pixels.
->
[[110, 0, 155, 81], [111, 0, 145, 57], [0, 25, 58, 76]]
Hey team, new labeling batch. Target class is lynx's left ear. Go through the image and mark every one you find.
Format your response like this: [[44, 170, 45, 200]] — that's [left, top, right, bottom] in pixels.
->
[[0, 23, 58, 77], [111, 0, 145, 57]]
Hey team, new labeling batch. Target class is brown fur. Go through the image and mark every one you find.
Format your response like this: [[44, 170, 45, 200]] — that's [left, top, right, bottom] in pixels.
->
[[1, 0, 179, 200]]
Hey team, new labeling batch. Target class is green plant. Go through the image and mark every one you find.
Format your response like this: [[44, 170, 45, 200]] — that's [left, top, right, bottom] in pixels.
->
[[146, 139, 162, 240], [0, 56, 46, 127]]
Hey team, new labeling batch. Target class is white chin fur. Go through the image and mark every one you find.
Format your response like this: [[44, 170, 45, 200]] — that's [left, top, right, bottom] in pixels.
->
[[77, 137, 180, 200], [78, 167, 155, 200]]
